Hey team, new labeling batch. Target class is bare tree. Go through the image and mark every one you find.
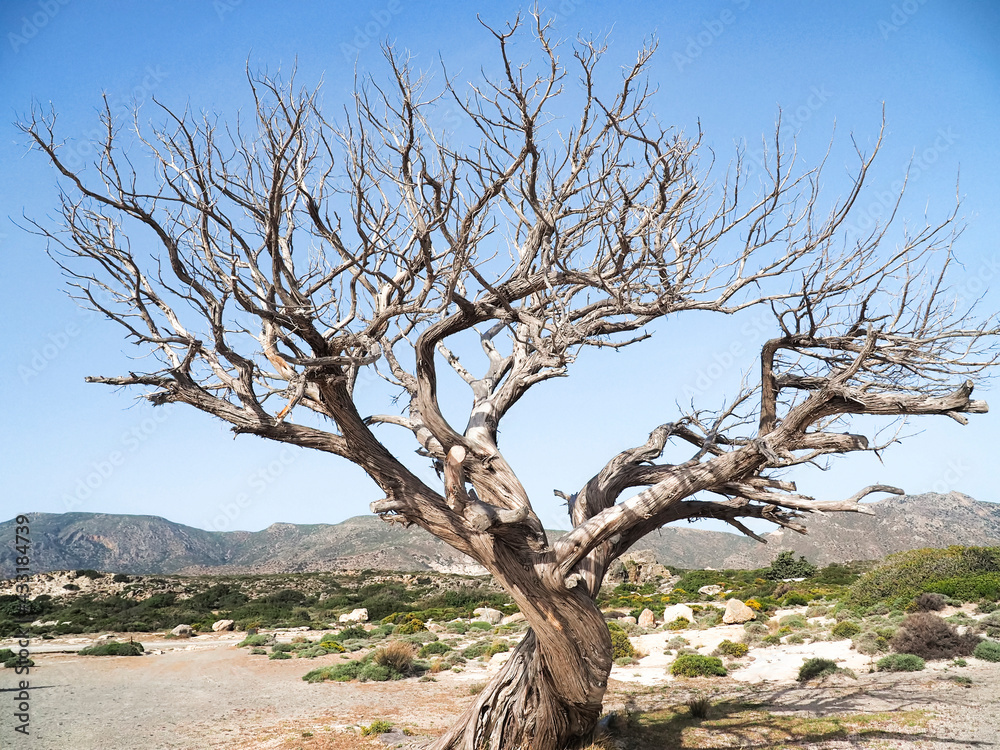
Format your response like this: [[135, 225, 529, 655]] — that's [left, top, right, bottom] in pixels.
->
[[22, 14, 997, 750]]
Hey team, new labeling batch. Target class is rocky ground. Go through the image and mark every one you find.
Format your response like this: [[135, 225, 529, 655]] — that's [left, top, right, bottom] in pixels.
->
[[3, 613, 998, 750]]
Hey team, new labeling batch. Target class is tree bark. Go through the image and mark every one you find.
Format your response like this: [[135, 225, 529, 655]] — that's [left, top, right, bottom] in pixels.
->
[[430, 574, 612, 750]]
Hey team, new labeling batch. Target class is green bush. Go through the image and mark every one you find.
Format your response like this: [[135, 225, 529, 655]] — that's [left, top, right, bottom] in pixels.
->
[[394, 616, 427, 635], [469, 621, 493, 631], [78, 641, 144, 656], [665, 617, 690, 631], [269, 650, 292, 660], [797, 657, 838, 681], [716, 640, 748, 658], [764, 552, 817, 581], [418, 641, 452, 657], [830, 621, 862, 639], [782, 592, 810, 607], [609, 627, 635, 660], [330, 626, 368, 640], [847, 546, 1000, 608], [361, 720, 394, 736], [973, 640, 1000, 662], [778, 614, 807, 629], [271, 642, 294, 653], [671, 654, 727, 677], [303, 662, 361, 682], [237, 634, 271, 648], [250, 647, 267, 655], [876, 653, 925, 672]]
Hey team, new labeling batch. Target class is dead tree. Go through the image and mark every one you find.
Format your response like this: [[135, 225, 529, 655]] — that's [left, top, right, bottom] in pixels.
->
[[22, 13, 997, 750]]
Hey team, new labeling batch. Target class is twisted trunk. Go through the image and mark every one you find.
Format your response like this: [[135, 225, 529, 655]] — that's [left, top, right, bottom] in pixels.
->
[[430, 569, 612, 750]]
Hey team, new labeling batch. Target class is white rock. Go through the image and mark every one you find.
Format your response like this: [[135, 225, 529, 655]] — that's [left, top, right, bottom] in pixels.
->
[[171, 624, 194, 637], [638, 609, 657, 628], [339, 608, 369, 623], [472, 607, 503, 625], [661, 604, 695, 624], [501, 612, 526, 626], [722, 599, 757, 624], [211, 619, 235, 632], [698, 585, 724, 596], [617, 616, 637, 625]]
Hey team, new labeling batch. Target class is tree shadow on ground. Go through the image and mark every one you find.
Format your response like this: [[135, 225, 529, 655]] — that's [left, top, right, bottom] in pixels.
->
[[600, 697, 988, 749]]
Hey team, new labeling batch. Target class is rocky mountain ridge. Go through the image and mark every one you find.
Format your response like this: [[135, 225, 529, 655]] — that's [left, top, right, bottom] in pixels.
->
[[2, 492, 996, 578]]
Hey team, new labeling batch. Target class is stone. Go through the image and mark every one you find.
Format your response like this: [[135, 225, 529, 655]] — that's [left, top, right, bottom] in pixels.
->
[[617, 616, 637, 626], [339, 608, 368, 623], [501, 612, 526, 626], [637, 609, 656, 628], [171, 624, 194, 637], [605, 549, 668, 585], [96, 633, 117, 641], [211, 619, 235, 632], [698, 584, 724, 596], [472, 607, 503, 625], [722, 599, 757, 624], [661, 604, 695, 624]]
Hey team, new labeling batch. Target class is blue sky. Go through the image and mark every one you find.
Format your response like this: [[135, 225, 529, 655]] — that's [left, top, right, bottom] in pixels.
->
[[1, 0, 998, 536]]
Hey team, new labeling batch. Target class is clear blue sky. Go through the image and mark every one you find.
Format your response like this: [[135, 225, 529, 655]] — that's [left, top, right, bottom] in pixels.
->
[[1, 1, 998, 535]]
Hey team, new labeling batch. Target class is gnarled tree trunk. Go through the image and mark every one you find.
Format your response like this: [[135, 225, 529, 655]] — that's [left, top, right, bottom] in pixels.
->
[[430, 582, 611, 750]]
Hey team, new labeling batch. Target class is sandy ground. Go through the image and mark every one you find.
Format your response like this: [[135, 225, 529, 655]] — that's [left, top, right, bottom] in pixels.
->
[[3, 614, 998, 750]]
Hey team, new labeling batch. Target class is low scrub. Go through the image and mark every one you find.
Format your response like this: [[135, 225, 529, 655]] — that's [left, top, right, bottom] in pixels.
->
[[78, 640, 144, 656], [715, 640, 748, 658], [830, 621, 861, 640], [671, 654, 726, 677], [876, 653, 925, 672], [973, 640, 1000, 662], [890, 613, 980, 660], [237, 634, 272, 648], [373, 641, 416, 674], [797, 657, 838, 681], [608, 625, 635, 660]]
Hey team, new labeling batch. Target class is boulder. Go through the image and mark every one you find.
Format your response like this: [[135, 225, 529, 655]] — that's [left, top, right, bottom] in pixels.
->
[[501, 612, 526, 626], [661, 604, 695, 624], [96, 633, 117, 641], [722, 599, 757, 624], [698, 584, 724, 596], [617, 616, 637, 626], [171, 624, 194, 637], [605, 549, 668, 585], [637, 609, 656, 629], [339, 608, 369, 623], [211, 619, 235, 632], [472, 607, 503, 625]]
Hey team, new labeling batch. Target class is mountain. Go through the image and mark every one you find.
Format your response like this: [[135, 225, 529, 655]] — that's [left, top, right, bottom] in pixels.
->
[[2, 492, 997, 577], [717, 492, 1000, 569]]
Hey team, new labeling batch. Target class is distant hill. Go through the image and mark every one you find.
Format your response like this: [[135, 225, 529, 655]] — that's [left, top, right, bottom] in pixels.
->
[[3, 492, 997, 577]]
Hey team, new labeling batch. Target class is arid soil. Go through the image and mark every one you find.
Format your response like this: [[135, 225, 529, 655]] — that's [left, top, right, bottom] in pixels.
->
[[5, 625, 999, 750]]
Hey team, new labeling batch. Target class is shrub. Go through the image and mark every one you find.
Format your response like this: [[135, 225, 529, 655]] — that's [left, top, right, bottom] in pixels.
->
[[609, 628, 635, 660], [830, 621, 862, 640], [914, 592, 947, 612], [373, 641, 415, 674], [302, 662, 361, 682], [778, 614, 807, 629], [744, 599, 763, 611], [671, 654, 726, 677], [805, 605, 829, 618], [973, 640, 1000, 662], [761, 634, 782, 647], [237, 634, 272, 648], [418, 641, 452, 657], [361, 720, 393, 736], [716, 640, 748, 658], [876, 653, 925, 672], [78, 641, 144, 656], [764, 551, 817, 580], [271, 642, 294, 653], [484, 640, 510, 658], [269, 650, 292, 660], [687, 696, 711, 719], [330, 626, 368, 640], [786, 632, 805, 644], [852, 631, 890, 656], [394, 617, 427, 635], [446, 621, 468, 634], [665, 617, 690, 630], [797, 657, 838, 681], [358, 662, 394, 681], [469, 620, 493, 631], [782, 592, 810, 607], [890, 613, 980, 660], [250, 647, 267, 655], [462, 641, 490, 659]]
